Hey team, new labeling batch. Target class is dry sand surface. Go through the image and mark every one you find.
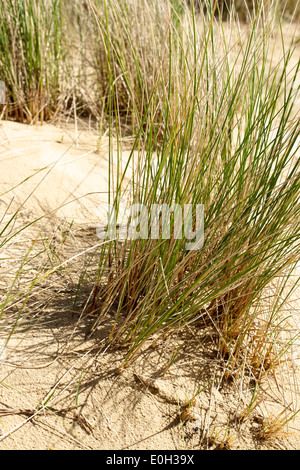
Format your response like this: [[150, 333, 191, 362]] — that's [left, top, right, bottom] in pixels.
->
[[0, 21, 299, 451]]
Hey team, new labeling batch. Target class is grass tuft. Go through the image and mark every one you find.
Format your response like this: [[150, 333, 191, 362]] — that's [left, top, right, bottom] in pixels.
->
[[86, 1, 300, 384]]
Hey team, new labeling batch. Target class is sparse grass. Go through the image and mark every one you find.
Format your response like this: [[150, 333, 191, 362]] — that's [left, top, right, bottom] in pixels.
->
[[238, 382, 264, 422], [257, 408, 300, 440], [186, 1, 300, 22], [208, 421, 235, 449]]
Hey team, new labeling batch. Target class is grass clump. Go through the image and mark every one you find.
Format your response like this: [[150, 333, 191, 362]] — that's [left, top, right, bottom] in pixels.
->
[[0, 0, 66, 123], [257, 408, 300, 440], [86, 1, 300, 382]]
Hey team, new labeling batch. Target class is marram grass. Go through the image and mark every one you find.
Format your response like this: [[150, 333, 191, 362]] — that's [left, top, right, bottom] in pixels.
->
[[0, 0, 65, 123], [86, 0, 300, 380]]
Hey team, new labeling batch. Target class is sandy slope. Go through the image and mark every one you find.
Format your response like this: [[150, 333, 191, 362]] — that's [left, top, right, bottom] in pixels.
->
[[0, 120, 134, 226]]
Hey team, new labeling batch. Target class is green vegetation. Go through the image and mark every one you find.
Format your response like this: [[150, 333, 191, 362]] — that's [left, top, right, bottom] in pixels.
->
[[84, 1, 300, 382], [0, 0, 299, 433]]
